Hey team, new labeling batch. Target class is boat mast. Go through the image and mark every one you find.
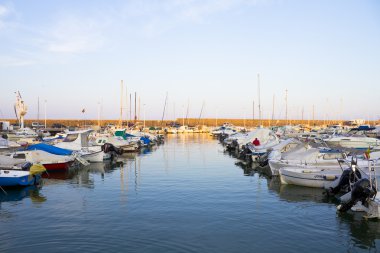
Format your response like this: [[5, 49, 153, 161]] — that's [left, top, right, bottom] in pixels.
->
[[97, 101, 100, 127], [197, 101, 205, 125], [138, 96, 141, 121], [37, 96, 40, 127], [252, 100, 254, 126], [129, 93, 132, 123], [285, 89, 288, 125], [134, 92, 137, 121], [125, 83, 128, 127], [271, 94, 275, 122], [258, 74, 261, 126], [119, 80, 123, 127], [185, 99, 190, 126], [161, 92, 168, 126], [44, 99, 47, 128]]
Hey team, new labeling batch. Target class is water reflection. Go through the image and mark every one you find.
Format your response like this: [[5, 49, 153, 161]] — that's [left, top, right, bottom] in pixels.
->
[[231, 151, 380, 251], [339, 212, 380, 251], [0, 185, 46, 203], [267, 177, 331, 203]]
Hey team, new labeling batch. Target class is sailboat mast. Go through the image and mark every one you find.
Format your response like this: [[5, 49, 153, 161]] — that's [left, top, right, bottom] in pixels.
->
[[119, 80, 123, 127], [185, 99, 190, 126], [37, 96, 40, 126], [258, 74, 261, 126], [197, 101, 205, 125], [129, 93, 132, 123], [161, 92, 168, 125], [138, 96, 141, 121], [125, 83, 128, 127], [252, 100, 254, 126], [271, 94, 275, 121], [285, 89, 288, 125], [134, 92, 137, 121]]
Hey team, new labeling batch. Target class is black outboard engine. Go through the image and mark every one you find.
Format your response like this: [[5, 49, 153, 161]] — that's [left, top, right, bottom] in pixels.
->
[[238, 144, 251, 161], [102, 143, 123, 155], [337, 178, 377, 212], [327, 167, 361, 195], [21, 162, 33, 171], [258, 152, 269, 167]]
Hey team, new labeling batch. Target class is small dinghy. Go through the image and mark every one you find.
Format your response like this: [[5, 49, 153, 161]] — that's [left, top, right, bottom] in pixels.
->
[[279, 167, 341, 188], [0, 162, 46, 187]]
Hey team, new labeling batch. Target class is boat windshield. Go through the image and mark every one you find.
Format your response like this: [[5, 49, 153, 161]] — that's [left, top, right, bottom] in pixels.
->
[[63, 134, 78, 142]]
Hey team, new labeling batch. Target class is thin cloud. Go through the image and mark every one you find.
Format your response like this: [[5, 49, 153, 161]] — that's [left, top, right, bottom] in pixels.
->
[[46, 16, 106, 54], [0, 56, 36, 67], [0, 4, 10, 29], [122, 0, 263, 37]]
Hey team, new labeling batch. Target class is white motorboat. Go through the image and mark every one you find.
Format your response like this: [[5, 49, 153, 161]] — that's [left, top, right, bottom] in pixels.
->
[[255, 138, 302, 167], [15, 127, 38, 138], [7, 150, 75, 172], [268, 147, 346, 176], [54, 130, 108, 162], [279, 167, 341, 188], [0, 155, 46, 187], [324, 127, 380, 150], [210, 123, 237, 137], [93, 136, 139, 152]]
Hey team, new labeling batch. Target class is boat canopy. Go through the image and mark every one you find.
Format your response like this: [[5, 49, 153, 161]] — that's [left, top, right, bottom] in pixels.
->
[[26, 143, 73, 156]]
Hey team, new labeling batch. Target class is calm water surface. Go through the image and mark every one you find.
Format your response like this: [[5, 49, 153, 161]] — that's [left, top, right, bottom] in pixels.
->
[[1, 134, 379, 253]]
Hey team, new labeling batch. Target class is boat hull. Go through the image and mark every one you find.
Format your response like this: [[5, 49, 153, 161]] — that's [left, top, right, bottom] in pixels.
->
[[43, 161, 74, 171], [279, 168, 340, 188], [0, 170, 41, 187], [81, 151, 104, 163]]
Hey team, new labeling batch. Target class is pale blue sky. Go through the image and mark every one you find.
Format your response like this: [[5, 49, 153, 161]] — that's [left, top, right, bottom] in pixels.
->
[[0, 0, 379, 121]]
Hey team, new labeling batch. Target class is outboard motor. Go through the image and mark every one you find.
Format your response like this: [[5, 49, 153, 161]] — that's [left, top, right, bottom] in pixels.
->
[[102, 143, 123, 155], [327, 166, 361, 195], [21, 162, 33, 171], [337, 178, 377, 212], [238, 144, 252, 161], [258, 152, 269, 167]]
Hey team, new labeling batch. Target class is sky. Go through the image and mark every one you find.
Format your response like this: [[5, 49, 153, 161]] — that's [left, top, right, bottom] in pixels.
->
[[0, 0, 379, 121]]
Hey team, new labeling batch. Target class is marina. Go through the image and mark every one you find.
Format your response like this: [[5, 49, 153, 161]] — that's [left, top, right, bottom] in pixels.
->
[[1, 1, 379, 252], [1, 134, 380, 252]]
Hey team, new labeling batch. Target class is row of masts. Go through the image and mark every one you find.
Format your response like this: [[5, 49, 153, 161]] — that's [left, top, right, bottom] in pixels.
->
[[115, 77, 335, 128], [30, 77, 343, 129], [118, 80, 142, 127]]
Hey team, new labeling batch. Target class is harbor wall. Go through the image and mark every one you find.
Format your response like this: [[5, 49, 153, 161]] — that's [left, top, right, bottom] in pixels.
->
[[1, 118, 378, 128]]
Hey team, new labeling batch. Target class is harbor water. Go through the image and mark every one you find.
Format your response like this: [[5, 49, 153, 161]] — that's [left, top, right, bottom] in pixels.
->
[[0, 134, 379, 253]]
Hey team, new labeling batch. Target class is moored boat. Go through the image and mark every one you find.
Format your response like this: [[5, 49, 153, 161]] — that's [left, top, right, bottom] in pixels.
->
[[279, 167, 341, 188], [0, 163, 46, 187]]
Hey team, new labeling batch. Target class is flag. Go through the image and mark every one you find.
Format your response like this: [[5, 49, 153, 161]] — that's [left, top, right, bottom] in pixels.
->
[[364, 147, 371, 160], [82, 108, 85, 113]]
